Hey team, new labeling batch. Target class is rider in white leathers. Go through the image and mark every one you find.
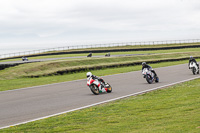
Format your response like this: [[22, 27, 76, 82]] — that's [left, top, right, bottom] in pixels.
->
[[86, 72, 106, 92]]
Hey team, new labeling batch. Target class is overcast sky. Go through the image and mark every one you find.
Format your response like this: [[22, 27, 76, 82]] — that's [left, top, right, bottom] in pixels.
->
[[0, 0, 200, 49]]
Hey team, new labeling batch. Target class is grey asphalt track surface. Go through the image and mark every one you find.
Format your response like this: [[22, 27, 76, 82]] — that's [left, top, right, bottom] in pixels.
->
[[0, 63, 199, 128]]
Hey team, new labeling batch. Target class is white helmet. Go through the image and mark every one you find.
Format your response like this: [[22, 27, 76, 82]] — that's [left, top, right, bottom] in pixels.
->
[[86, 72, 92, 78]]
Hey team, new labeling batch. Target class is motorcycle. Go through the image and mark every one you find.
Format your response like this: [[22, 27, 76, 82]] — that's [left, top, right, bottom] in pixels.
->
[[22, 56, 28, 61], [87, 77, 112, 95], [87, 53, 92, 57], [189, 62, 199, 75], [105, 53, 110, 57], [142, 68, 159, 84]]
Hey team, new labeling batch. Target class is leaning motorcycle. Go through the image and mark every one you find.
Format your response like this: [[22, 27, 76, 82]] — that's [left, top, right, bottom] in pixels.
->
[[87, 77, 112, 95], [189, 62, 199, 75], [142, 68, 159, 84]]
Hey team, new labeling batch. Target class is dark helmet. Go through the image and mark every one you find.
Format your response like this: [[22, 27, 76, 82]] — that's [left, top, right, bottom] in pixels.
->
[[142, 62, 146, 66]]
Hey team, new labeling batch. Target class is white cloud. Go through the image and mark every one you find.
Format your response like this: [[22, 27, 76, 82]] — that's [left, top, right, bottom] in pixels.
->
[[0, 0, 200, 47]]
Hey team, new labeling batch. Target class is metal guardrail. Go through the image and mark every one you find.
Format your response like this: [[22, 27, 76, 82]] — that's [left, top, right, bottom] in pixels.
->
[[1, 39, 200, 59]]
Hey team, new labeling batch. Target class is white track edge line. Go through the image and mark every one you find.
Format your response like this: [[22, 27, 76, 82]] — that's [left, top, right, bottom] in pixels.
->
[[0, 75, 200, 130]]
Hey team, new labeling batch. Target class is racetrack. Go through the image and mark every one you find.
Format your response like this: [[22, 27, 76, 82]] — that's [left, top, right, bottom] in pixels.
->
[[0, 63, 199, 129], [0, 53, 150, 65]]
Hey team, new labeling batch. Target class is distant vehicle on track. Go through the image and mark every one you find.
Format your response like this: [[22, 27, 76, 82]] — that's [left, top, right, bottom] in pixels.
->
[[87, 52, 92, 57], [105, 53, 110, 57], [22, 56, 28, 61]]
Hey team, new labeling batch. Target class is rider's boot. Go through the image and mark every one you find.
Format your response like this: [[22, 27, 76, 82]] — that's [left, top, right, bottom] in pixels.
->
[[99, 85, 106, 93], [154, 74, 158, 79], [100, 84, 107, 92], [101, 87, 107, 92], [151, 70, 158, 78]]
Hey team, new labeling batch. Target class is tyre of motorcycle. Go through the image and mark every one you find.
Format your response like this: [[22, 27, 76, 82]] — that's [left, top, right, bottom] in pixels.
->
[[90, 84, 99, 95], [146, 74, 153, 84], [105, 83, 112, 93], [192, 67, 196, 75], [155, 76, 159, 83]]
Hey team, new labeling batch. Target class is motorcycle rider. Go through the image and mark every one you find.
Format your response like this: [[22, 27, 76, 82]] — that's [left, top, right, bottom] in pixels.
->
[[87, 52, 92, 57], [142, 62, 158, 78], [86, 72, 106, 92], [188, 56, 199, 69]]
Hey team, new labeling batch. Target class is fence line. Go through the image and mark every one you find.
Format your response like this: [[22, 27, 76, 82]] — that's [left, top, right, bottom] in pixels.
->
[[1, 39, 200, 59]]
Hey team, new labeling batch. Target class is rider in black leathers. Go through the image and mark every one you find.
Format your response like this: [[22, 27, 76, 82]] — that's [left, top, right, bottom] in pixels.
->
[[188, 56, 199, 69], [142, 62, 158, 77]]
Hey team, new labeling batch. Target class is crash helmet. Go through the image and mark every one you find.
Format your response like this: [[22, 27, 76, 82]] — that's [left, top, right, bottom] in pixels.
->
[[142, 62, 146, 66], [190, 56, 193, 59], [86, 72, 92, 78]]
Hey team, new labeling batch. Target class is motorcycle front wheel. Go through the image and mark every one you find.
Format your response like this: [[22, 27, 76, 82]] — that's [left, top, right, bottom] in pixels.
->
[[105, 83, 112, 93], [192, 67, 196, 75], [146, 74, 153, 84], [90, 85, 99, 95]]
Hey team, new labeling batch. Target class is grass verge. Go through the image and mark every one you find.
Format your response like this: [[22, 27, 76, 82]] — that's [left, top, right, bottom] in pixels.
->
[[2, 77, 200, 132]]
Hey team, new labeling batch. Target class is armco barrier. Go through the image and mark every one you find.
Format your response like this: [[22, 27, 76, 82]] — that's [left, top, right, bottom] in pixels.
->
[[1, 39, 200, 59], [1, 43, 200, 61]]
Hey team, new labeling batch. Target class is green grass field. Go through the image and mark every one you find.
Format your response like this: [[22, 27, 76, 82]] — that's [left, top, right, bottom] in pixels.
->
[[2, 77, 200, 133], [0, 43, 200, 132]]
